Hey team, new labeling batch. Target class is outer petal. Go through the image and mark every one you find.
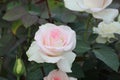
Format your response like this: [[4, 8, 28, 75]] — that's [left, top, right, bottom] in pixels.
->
[[59, 25, 76, 51], [40, 52, 62, 63], [92, 9, 119, 23], [63, 0, 86, 11], [83, 0, 104, 8], [26, 41, 62, 63], [96, 36, 107, 43], [87, 8, 103, 13], [103, 0, 113, 8], [26, 41, 44, 63], [57, 52, 76, 72], [69, 77, 77, 80]]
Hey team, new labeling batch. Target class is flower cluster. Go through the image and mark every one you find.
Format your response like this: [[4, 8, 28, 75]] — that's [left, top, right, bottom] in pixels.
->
[[63, 0, 118, 23], [26, 0, 120, 79], [63, 0, 120, 44]]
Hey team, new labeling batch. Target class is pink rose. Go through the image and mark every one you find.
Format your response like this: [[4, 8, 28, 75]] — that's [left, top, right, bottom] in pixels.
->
[[26, 23, 76, 72], [44, 70, 77, 80]]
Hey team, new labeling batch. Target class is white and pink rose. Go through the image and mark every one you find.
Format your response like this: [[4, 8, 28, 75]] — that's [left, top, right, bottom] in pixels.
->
[[63, 0, 118, 23], [26, 23, 76, 72]]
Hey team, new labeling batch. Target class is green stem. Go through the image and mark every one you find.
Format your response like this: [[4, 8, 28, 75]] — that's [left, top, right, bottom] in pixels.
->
[[28, 0, 32, 10], [17, 43, 23, 58], [41, 66, 45, 77], [27, 27, 31, 44], [45, 0, 53, 23], [17, 76, 20, 80]]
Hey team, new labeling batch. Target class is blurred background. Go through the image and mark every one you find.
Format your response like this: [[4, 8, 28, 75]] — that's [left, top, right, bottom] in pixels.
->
[[0, 0, 120, 80]]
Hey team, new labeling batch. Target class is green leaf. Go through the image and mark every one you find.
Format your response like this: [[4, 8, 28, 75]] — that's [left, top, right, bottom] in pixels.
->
[[52, 7, 76, 23], [68, 22, 85, 34], [21, 14, 38, 28], [93, 47, 119, 71], [12, 20, 22, 35], [0, 34, 16, 56], [68, 63, 84, 78], [28, 4, 41, 16], [48, 0, 63, 9], [83, 58, 97, 71], [41, 0, 76, 23], [74, 39, 91, 56], [3, 6, 27, 21], [7, 1, 21, 10], [0, 19, 12, 28], [26, 63, 43, 80], [43, 63, 56, 75]]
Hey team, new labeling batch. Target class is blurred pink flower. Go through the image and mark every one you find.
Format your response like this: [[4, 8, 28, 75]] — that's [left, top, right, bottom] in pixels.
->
[[44, 70, 77, 80]]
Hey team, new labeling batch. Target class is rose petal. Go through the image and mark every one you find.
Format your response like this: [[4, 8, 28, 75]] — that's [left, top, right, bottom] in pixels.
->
[[87, 8, 103, 13], [84, 0, 105, 8], [103, 0, 113, 8], [26, 41, 44, 63], [63, 0, 86, 11], [96, 36, 107, 43], [93, 27, 100, 34], [57, 52, 76, 72], [44, 77, 47, 80], [40, 52, 62, 63], [26, 41, 62, 63], [92, 9, 119, 23], [35, 23, 62, 55], [64, 32, 76, 51], [35, 23, 57, 46], [84, 0, 112, 9], [59, 25, 76, 51]]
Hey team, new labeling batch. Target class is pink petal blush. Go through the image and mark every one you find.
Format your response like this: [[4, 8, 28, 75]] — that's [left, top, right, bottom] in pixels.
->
[[51, 29, 61, 40], [53, 77, 61, 80]]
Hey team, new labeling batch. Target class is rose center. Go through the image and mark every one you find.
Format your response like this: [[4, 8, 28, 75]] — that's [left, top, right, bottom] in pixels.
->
[[50, 29, 65, 47], [53, 77, 61, 80], [42, 28, 67, 48], [51, 29, 61, 39]]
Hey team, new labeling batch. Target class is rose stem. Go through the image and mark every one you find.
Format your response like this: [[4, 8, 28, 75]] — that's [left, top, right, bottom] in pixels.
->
[[45, 0, 53, 23]]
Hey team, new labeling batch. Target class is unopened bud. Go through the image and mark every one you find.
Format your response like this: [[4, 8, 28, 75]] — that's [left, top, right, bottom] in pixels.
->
[[13, 58, 26, 76]]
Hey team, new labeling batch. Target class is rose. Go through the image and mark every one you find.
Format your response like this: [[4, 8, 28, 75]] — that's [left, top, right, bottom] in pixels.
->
[[44, 70, 77, 80], [26, 23, 76, 72], [63, 0, 118, 23], [93, 21, 120, 43]]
